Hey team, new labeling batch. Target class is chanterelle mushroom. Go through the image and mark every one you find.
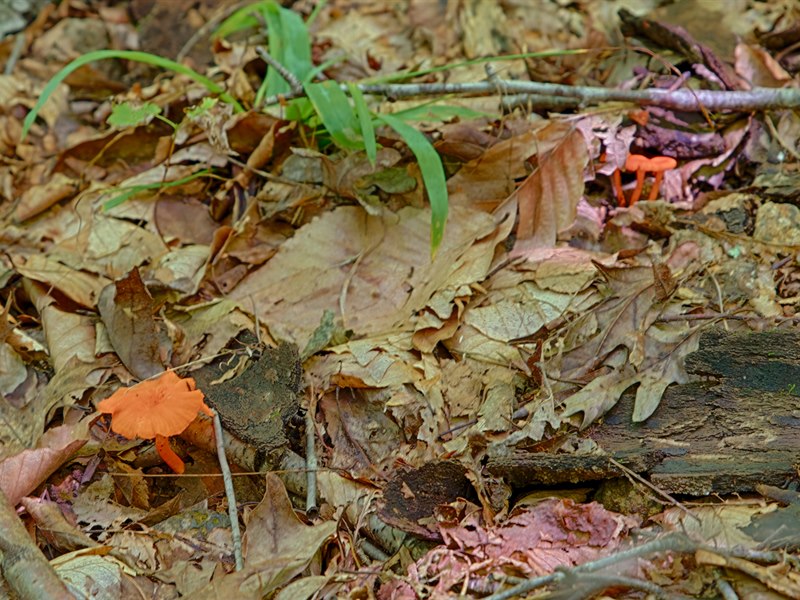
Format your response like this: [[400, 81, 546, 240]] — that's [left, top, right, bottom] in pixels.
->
[[98, 371, 213, 474]]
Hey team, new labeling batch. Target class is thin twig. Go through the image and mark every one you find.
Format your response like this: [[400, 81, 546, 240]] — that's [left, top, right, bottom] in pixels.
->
[[714, 572, 740, 600], [261, 77, 800, 112], [607, 457, 700, 523], [305, 407, 318, 517], [555, 572, 686, 599], [656, 312, 746, 322], [256, 46, 304, 95], [212, 409, 243, 571]]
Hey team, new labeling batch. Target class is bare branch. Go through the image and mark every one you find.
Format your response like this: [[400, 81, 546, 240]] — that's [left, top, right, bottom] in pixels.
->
[[261, 76, 800, 113]]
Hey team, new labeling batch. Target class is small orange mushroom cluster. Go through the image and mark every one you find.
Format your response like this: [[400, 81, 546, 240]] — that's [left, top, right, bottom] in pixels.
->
[[98, 371, 213, 474], [611, 154, 677, 207]]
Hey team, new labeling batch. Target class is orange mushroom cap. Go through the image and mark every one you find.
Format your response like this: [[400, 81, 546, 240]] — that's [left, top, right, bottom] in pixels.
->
[[98, 371, 212, 440], [624, 153, 651, 172], [648, 156, 677, 171], [624, 154, 677, 172]]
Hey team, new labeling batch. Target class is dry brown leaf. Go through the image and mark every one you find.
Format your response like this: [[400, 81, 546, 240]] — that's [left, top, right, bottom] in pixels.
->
[[195, 474, 335, 598], [560, 367, 639, 429], [97, 268, 168, 380], [630, 330, 699, 422], [168, 300, 253, 366], [307, 334, 421, 390], [12, 253, 111, 308], [447, 124, 550, 208], [734, 42, 793, 88], [72, 474, 149, 535], [20, 497, 100, 552], [0, 357, 99, 457], [0, 343, 26, 397], [320, 387, 405, 473], [41, 305, 97, 374], [13, 173, 80, 222], [513, 128, 589, 247]]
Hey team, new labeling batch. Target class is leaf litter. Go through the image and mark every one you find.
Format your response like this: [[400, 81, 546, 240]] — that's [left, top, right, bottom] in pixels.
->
[[1, 0, 800, 598]]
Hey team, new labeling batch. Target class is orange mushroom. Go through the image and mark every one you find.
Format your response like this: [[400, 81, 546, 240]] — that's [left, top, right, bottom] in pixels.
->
[[613, 154, 677, 206], [97, 371, 213, 474], [646, 155, 677, 201], [623, 154, 651, 206]]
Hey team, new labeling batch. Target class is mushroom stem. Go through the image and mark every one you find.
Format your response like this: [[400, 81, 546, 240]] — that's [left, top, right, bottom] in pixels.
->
[[648, 171, 664, 200], [611, 168, 626, 206], [155, 434, 185, 474], [629, 170, 645, 206]]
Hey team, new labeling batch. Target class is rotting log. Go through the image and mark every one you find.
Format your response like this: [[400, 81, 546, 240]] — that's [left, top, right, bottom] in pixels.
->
[[488, 327, 800, 495]]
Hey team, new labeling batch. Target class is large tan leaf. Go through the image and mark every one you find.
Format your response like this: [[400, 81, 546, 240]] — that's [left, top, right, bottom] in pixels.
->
[[244, 474, 336, 569], [229, 205, 498, 348], [560, 366, 639, 429], [447, 121, 568, 208], [13, 173, 80, 222]]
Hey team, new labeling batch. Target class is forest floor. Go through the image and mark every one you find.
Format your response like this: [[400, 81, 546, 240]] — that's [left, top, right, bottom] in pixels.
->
[[2, 0, 800, 598]]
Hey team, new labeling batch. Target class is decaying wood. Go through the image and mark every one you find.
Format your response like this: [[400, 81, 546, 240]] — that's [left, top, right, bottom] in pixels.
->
[[0, 487, 73, 599], [488, 328, 800, 495]]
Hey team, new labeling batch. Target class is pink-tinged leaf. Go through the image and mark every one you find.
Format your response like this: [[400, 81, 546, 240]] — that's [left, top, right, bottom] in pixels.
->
[[0, 423, 88, 505]]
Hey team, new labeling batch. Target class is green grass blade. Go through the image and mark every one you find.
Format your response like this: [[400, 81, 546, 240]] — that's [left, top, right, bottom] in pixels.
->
[[305, 81, 363, 151], [214, 1, 272, 39], [305, 0, 327, 26], [103, 169, 211, 209], [263, 2, 312, 96], [377, 114, 447, 256], [21, 49, 243, 139], [348, 82, 376, 165]]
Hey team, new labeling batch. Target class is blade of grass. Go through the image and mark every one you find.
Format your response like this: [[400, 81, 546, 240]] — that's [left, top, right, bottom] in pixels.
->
[[103, 169, 212, 209], [21, 50, 243, 140], [389, 102, 489, 122], [305, 80, 364, 151], [262, 1, 312, 96], [253, 1, 314, 115], [376, 114, 448, 256], [348, 82, 376, 165], [214, 0, 272, 39]]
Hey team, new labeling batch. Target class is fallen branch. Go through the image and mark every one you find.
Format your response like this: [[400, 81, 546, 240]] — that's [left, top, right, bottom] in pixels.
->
[[0, 487, 73, 599], [263, 77, 800, 112]]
